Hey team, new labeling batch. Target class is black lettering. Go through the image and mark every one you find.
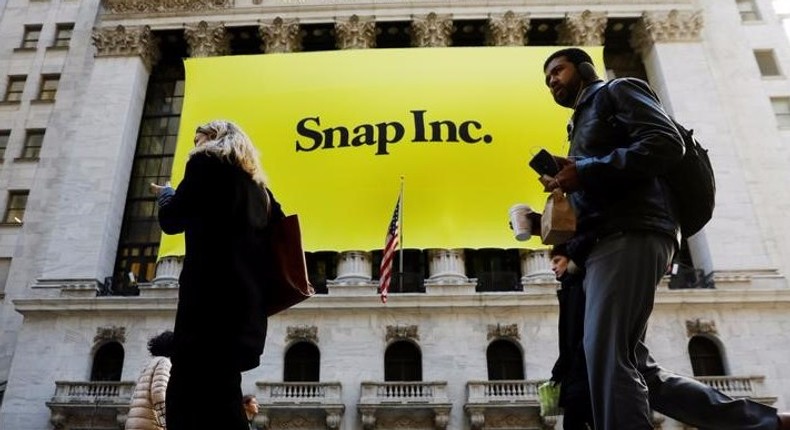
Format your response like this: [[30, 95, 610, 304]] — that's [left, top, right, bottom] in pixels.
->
[[295, 117, 323, 152], [411, 110, 427, 142], [375, 122, 405, 155], [323, 126, 350, 149], [459, 120, 483, 143], [351, 124, 376, 147], [429, 120, 458, 142]]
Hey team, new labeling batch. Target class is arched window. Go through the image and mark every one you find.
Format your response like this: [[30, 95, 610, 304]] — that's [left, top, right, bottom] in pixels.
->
[[384, 341, 422, 381], [688, 336, 725, 376], [487, 339, 524, 380], [284, 342, 320, 382], [91, 341, 124, 381]]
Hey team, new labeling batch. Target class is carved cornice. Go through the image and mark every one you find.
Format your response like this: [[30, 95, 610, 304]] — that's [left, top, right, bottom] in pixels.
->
[[631, 9, 704, 53], [260, 17, 302, 53], [386, 324, 419, 342], [102, 0, 233, 14], [487, 323, 520, 340], [184, 21, 230, 57], [94, 325, 126, 344], [412, 13, 453, 48], [686, 318, 718, 337], [335, 15, 376, 50], [92, 25, 160, 71], [285, 325, 318, 343], [558, 10, 607, 46], [488, 11, 529, 46]]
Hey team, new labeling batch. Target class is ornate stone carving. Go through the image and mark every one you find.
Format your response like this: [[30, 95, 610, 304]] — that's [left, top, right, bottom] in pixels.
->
[[260, 17, 302, 53], [487, 323, 520, 340], [557, 10, 607, 46], [488, 11, 529, 46], [102, 0, 233, 14], [184, 21, 230, 57], [686, 318, 717, 337], [94, 325, 126, 344], [325, 410, 342, 429], [434, 409, 450, 429], [335, 15, 376, 49], [361, 410, 376, 430], [468, 408, 485, 430], [92, 25, 160, 71], [412, 13, 454, 47], [286, 325, 318, 343], [631, 10, 703, 53], [386, 324, 419, 342], [153, 256, 183, 284]]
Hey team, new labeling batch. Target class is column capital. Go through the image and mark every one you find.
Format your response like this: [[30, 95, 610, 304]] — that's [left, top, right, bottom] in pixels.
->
[[184, 20, 230, 57], [335, 15, 376, 50], [412, 12, 453, 47], [488, 11, 529, 46], [102, 0, 233, 14], [259, 17, 302, 53], [557, 10, 607, 46], [631, 9, 704, 53], [92, 25, 160, 71]]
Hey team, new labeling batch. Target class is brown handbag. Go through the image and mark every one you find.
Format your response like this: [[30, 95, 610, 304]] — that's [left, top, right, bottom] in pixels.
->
[[264, 213, 315, 317]]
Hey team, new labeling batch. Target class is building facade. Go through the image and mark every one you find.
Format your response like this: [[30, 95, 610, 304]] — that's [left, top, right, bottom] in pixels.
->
[[1, 0, 790, 429]]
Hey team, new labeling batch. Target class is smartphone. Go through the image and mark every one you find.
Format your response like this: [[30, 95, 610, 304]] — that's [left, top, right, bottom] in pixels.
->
[[529, 149, 560, 176]]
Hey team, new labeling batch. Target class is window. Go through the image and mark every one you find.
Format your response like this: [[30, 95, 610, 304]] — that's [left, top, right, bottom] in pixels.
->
[[771, 97, 790, 128], [754, 50, 781, 77], [0, 131, 9, 160], [372, 249, 426, 293], [90, 342, 124, 381], [20, 25, 42, 49], [37, 74, 59, 101], [0, 258, 10, 297], [284, 342, 320, 381], [384, 341, 422, 381], [688, 336, 725, 376], [20, 129, 44, 159], [3, 191, 29, 224], [114, 29, 187, 288], [736, 0, 761, 22], [52, 23, 74, 48], [306, 251, 337, 294], [466, 248, 522, 292], [487, 339, 524, 380], [4, 76, 26, 102]]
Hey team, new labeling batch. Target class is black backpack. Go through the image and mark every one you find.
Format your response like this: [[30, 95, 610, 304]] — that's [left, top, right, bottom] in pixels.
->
[[598, 80, 716, 238]]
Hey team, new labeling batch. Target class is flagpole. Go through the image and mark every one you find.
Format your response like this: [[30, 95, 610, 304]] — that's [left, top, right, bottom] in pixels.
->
[[398, 175, 404, 293]]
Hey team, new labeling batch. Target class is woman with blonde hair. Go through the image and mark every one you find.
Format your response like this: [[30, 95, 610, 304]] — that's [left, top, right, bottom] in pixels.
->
[[151, 120, 284, 430]]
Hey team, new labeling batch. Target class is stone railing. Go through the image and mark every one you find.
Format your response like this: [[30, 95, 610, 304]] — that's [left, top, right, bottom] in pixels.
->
[[466, 380, 542, 404], [359, 381, 449, 404], [696, 375, 764, 398], [50, 380, 135, 404], [257, 381, 342, 405]]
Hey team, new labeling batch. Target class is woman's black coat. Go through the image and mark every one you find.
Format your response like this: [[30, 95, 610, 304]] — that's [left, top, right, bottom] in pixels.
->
[[158, 152, 282, 371]]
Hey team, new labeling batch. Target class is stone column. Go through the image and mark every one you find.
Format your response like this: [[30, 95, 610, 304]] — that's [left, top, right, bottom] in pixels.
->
[[426, 249, 466, 284], [37, 25, 159, 281], [184, 21, 230, 57], [334, 251, 372, 284], [557, 10, 607, 46], [259, 17, 302, 53], [487, 11, 529, 46], [630, 10, 725, 275], [411, 13, 453, 47], [335, 15, 376, 49], [520, 249, 554, 285], [152, 256, 183, 284]]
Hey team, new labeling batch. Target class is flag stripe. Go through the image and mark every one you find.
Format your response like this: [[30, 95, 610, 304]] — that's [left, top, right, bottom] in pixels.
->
[[380, 194, 401, 303]]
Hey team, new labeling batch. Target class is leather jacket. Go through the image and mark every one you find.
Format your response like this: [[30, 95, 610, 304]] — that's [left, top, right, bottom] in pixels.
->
[[568, 78, 684, 245]]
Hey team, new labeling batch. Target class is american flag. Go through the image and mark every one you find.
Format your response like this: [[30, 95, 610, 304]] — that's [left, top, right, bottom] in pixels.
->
[[380, 194, 401, 304]]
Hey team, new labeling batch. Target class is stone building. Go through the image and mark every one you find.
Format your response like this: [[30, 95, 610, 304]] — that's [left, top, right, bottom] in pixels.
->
[[1, 0, 790, 429]]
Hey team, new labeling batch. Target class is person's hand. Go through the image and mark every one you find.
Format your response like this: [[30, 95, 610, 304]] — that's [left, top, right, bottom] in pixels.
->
[[149, 181, 171, 196], [540, 156, 579, 193]]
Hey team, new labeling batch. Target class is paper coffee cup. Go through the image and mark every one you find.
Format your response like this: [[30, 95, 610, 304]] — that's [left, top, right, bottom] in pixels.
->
[[509, 204, 532, 241]]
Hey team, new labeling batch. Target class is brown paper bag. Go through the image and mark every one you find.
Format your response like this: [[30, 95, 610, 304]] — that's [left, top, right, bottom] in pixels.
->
[[541, 189, 576, 245]]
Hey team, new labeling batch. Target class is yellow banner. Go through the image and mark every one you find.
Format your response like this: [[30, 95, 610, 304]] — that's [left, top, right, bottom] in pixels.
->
[[158, 47, 604, 257]]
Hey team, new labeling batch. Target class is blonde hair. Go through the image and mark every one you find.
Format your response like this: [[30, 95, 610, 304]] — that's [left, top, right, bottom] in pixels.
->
[[189, 120, 267, 188]]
